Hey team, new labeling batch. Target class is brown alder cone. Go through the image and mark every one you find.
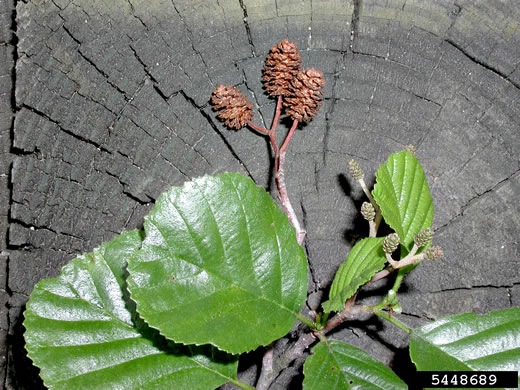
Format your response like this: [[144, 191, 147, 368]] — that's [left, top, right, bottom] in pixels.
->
[[284, 68, 325, 122], [211, 85, 254, 130], [263, 39, 302, 97]]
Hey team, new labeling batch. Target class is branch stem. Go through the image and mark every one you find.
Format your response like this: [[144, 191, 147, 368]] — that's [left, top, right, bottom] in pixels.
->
[[273, 119, 305, 245], [271, 96, 283, 130], [280, 119, 298, 154], [275, 151, 306, 244], [368, 266, 394, 284], [323, 296, 362, 330], [368, 220, 377, 237], [386, 252, 424, 269], [315, 331, 328, 343], [372, 310, 412, 334], [256, 344, 274, 390], [255, 332, 316, 390]]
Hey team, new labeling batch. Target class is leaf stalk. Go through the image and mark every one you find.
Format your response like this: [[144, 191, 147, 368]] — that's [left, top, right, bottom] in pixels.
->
[[371, 309, 412, 334], [229, 378, 257, 390]]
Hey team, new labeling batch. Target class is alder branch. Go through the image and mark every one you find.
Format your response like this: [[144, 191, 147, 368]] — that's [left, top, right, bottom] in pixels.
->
[[276, 145, 306, 245], [254, 264, 398, 389], [256, 344, 275, 390], [248, 101, 306, 246]]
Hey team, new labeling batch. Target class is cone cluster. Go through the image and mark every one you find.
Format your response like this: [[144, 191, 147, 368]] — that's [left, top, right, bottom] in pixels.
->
[[263, 40, 325, 122], [211, 40, 324, 130], [211, 85, 253, 130]]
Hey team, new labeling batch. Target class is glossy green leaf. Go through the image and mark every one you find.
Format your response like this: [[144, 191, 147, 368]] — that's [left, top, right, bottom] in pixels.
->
[[322, 238, 386, 313], [127, 173, 308, 354], [303, 340, 407, 389], [410, 308, 520, 376], [372, 150, 433, 250], [24, 231, 238, 390]]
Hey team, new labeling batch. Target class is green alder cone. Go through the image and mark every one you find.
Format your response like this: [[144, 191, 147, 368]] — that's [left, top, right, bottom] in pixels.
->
[[372, 150, 433, 251], [322, 237, 386, 313], [410, 308, 520, 377], [127, 173, 308, 354], [23, 230, 238, 390], [303, 340, 407, 389]]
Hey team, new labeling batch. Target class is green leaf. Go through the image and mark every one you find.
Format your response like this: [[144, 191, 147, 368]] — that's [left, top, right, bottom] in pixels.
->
[[127, 173, 308, 354], [322, 238, 386, 313], [372, 150, 433, 250], [24, 231, 238, 390], [303, 340, 407, 389], [410, 308, 520, 377]]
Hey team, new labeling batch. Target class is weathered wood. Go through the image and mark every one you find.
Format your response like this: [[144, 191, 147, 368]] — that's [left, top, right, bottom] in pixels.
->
[[1, 0, 15, 387], [4, 0, 520, 388]]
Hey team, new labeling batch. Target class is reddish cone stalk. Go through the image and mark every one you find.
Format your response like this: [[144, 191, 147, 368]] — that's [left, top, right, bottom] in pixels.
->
[[211, 40, 325, 246]]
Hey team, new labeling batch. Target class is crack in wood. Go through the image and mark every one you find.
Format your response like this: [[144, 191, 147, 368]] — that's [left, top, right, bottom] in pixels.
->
[[8, 218, 85, 244], [170, 0, 214, 85], [179, 90, 255, 181], [5, 1, 19, 386], [434, 167, 520, 233], [61, 24, 131, 99], [21, 103, 112, 153], [125, 0, 149, 30], [322, 56, 344, 168], [428, 283, 520, 295], [239, 67, 267, 128], [108, 76, 149, 129], [349, 0, 361, 51], [238, 0, 256, 57], [445, 39, 520, 91]]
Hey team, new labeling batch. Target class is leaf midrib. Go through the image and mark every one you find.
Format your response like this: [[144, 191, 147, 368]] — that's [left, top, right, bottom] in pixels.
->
[[30, 270, 237, 388], [50, 348, 236, 388], [325, 342, 354, 389], [421, 319, 520, 360], [323, 341, 406, 390], [145, 185, 299, 317]]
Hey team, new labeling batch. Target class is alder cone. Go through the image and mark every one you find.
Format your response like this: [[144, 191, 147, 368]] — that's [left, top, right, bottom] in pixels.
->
[[211, 85, 253, 130], [263, 39, 302, 97], [284, 68, 325, 123]]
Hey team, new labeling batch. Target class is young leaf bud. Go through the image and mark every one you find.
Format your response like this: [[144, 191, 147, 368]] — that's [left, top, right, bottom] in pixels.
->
[[383, 289, 398, 305], [414, 227, 434, 247], [383, 233, 400, 254], [424, 246, 443, 260], [361, 202, 375, 221], [405, 144, 416, 154], [391, 304, 402, 314], [348, 159, 364, 180]]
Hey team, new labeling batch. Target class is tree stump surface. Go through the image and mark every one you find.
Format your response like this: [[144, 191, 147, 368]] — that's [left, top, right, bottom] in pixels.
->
[[2, 0, 520, 388]]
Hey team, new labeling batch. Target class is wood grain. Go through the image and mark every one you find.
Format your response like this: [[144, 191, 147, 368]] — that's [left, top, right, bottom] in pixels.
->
[[3, 0, 520, 388]]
